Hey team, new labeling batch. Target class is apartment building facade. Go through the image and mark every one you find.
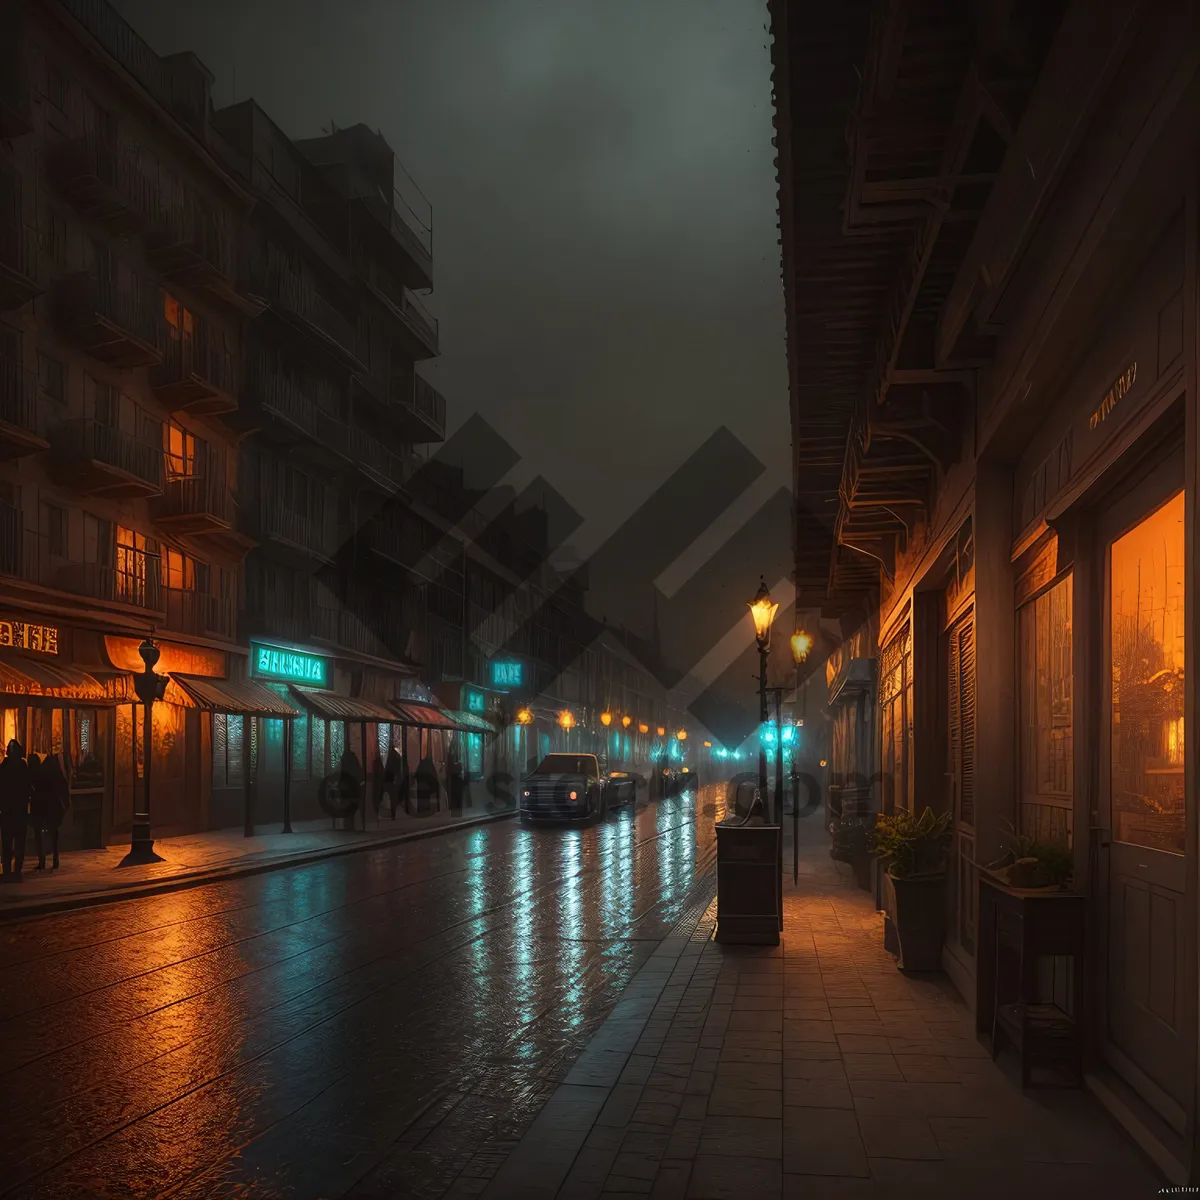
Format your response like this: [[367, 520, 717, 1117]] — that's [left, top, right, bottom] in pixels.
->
[[0, 0, 260, 848], [772, 0, 1200, 1179]]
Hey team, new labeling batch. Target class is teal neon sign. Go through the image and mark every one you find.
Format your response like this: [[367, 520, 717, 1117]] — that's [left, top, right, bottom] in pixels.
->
[[250, 642, 330, 688], [465, 687, 486, 714], [490, 659, 523, 689]]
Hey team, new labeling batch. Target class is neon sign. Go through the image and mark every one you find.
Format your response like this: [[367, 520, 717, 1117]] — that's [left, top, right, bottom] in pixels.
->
[[250, 642, 329, 688], [0, 619, 58, 654], [465, 687, 486, 713], [490, 659, 523, 688]]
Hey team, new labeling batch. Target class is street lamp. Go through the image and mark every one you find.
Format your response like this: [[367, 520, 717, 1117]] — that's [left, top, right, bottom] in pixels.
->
[[121, 635, 168, 866], [748, 578, 778, 807], [790, 629, 813, 665], [621, 715, 631, 729], [600, 711, 612, 727]]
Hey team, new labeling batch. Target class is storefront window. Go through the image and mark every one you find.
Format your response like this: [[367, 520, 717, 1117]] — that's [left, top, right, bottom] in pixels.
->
[[330, 720, 344, 763], [879, 625, 912, 812], [311, 717, 326, 777], [292, 711, 310, 781], [1110, 491, 1185, 853], [212, 713, 244, 788], [1018, 575, 1073, 842]]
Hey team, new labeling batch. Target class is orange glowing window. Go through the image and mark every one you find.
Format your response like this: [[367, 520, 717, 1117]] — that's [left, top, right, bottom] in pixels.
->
[[164, 422, 196, 477], [164, 548, 196, 591], [115, 526, 150, 605], [163, 293, 195, 340]]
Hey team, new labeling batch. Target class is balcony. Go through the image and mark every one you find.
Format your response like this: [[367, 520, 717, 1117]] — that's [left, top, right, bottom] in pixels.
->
[[164, 588, 235, 640], [355, 168, 433, 291], [363, 516, 419, 569], [145, 187, 234, 287], [50, 417, 163, 499], [0, 356, 48, 460], [152, 473, 232, 536], [0, 222, 41, 310], [48, 136, 155, 235], [250, 258, 362, 369], [55, 271, 164, 367], [0, 15, 31, 140], [4, 525, 163, 612], [367, 266, 438, 358], [248, 501, 340, 564], [150, 333, 237, 415], [385, 372, 446, 443], [350, 425, 407, 493]]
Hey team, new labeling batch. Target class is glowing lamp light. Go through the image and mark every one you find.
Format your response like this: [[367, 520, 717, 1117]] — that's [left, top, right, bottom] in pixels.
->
[[676, 729, 687, 741], [790, 629, 814, 664], [622, 715, 631, 728], [558, 710, 575, 731], [819, 759, 827, 768], [657, 726, 666, 737], [748, 577, 779, 650], [515, 708, 533, 726], [639, 723, 649, 734], [600, 711, 612, 727], [703, 740, 711, 748]]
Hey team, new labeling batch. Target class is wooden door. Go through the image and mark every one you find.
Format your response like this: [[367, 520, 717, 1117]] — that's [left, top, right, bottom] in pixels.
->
[[1098, 470, 1188, 1127]]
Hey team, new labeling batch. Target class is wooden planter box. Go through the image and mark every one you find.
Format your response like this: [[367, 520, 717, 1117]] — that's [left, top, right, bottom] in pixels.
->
[[881, 870, 946, 971]]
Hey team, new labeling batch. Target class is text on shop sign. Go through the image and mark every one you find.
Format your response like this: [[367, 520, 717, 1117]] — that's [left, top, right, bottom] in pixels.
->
[[1090, 361, 1137, 430], [250, 642, 329, 687], [0, 620, 59, 654]]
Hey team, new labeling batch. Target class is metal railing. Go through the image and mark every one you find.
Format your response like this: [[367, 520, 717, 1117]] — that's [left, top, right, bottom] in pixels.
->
[[165, 587, 234, 638], [157, 473, 232, 524], [257, 258, 357, 357], [255, 500, 340, 559], [247, 356, 322, 440], [373, 268, 438, 345], [51, 417, 163, 488], [0, 220, 38, 282], [0, 357, 38, 435], [413, 374, 447, 432], [154, 331, 237, 396], [59, 268, 165, 351], [149, 184, 233, 278], [54, 133, 159, 221]]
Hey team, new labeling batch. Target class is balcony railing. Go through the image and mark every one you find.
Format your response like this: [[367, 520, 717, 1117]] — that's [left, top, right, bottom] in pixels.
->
[[253, 501, 340, 562], [0, 221, 41, 310], [0, 356, 41, 442], [56, 270, 165, 366], [154, 472, 232, 529], [0, 18, 31, 139], [151, 331, 237, 414], [2, 523, 163, 611], [385, 372, 446, 442], [252, 257, 359, 362], [371, 268, 438, 353], [165, 587, 235, 639], [51, 417, 163, 495], [49, 135, 157, 233], [350, 425, 406, 492], [146, 185, 233, 282]]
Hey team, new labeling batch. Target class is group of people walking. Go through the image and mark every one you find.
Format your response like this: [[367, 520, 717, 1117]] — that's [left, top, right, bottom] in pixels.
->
[[0, 740, 69, 882]]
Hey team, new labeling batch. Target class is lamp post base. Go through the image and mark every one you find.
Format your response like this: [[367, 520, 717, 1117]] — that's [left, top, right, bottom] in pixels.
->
[[119, 817, 163, 866]]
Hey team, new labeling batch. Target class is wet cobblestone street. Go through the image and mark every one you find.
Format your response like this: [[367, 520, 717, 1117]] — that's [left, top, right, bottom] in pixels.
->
[[0, 787, 720, 1200]]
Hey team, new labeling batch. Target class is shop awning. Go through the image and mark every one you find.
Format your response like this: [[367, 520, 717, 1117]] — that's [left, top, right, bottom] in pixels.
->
[[169, 674, 300, 717], [0, 649, 131, 703], [441, 709, 497, 735], [389, 701, 461, 730], [289, 687, 397, 722]]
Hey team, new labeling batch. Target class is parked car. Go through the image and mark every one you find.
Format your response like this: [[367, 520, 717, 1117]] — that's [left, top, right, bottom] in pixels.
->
[[519, 753, 635, 822]]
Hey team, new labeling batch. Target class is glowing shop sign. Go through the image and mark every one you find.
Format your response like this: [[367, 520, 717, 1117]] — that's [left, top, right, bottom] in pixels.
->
[[465, 687, 486, 713], [250, 642, 329, 688], [490, 659, 523, 688], [0, 619, 59, 654]]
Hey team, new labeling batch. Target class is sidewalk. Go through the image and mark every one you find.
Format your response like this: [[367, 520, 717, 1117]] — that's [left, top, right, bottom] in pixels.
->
[[474, 832, 1164, 1200], [0, 805, 515, 920]]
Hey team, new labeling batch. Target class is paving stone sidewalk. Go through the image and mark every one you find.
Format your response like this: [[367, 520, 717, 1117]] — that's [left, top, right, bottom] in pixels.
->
[[475, 831, 1165, 1200], [0, 805, 513, 918]]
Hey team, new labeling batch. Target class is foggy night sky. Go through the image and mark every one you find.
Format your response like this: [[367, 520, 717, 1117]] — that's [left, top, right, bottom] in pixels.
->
[[114, 0, 790, 638]]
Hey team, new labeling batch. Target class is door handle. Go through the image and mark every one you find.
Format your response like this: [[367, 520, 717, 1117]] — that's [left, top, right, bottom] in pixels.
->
[[1090, 825, 1111, 847]]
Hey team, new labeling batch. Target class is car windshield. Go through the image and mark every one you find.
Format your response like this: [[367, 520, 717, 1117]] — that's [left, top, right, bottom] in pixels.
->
[[531, 754, 598, 778]]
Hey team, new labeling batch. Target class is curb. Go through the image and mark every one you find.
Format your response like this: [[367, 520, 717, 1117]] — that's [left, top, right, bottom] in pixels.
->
[[0, 808, 517, 922]]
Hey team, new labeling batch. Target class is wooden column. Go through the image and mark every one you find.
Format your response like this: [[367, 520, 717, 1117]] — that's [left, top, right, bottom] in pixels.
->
[[973, 461, 1017, 868]]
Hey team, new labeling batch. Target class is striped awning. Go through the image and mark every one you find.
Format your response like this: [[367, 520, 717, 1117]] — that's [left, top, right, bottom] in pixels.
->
[[442, 709, 497, 735], [289, 686, 397, 722], [169, 674, 300, 717], [0, 649, 131, 703], [390, 701, 461, 730]]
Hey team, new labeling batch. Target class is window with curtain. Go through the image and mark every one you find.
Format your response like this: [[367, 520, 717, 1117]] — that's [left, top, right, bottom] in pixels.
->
[[163, 421, 197, 478]]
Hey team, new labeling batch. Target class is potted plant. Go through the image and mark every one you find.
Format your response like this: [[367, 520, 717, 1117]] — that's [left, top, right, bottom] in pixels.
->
[[992, 821, 1074, 889], [869, 807, 954, 971], [830, 817, 873, 891]]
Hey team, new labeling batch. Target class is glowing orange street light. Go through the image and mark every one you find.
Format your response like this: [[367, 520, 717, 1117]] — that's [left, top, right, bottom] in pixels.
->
[[558, 711, 575, 731], [639, 723, 649, 734], [748, 577, 779, 651], [622, 715, 631, 728], [676, 729, 687, 741], [656, 726, 666, 737], [515, 708, 533, 725], [703, 740, 712, 748], [600, 711, 612, 726], [790, 629, 814, 664]]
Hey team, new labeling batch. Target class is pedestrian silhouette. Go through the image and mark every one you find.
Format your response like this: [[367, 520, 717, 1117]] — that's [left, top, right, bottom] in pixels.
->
[[32, 753, 68, 870], [0, 740, 31, 882]]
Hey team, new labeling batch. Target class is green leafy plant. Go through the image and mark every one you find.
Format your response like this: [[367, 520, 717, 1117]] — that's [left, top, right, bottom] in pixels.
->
[[997, 820, 1074, 887], [830, 818, 869, 863], [869, 807, 954, 879]]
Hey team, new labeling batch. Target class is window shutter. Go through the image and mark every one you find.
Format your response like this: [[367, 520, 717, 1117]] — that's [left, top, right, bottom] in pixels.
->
[[947, 622, 961, 817], [958, 618, 976, 827]]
